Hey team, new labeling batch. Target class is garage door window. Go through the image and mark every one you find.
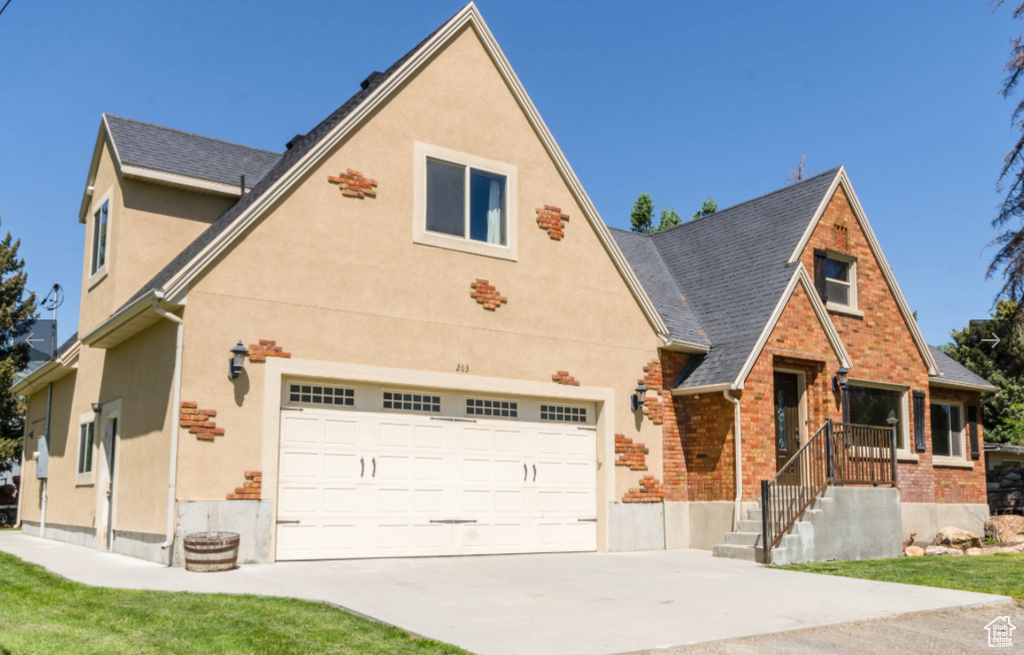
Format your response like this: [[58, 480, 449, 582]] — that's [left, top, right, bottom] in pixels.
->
[[540, 404, 587, 423], [289, 384, 354, 406], [383, 391, 441, 413], [466, 398, 518, 418]]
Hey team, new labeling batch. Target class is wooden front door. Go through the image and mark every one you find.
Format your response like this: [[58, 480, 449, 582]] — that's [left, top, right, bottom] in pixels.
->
[[773, 372, 801, 478]]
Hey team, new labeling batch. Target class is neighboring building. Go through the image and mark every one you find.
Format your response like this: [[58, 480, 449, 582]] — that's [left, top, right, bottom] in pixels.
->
[[13, 4, 996, 565], [984, 443, 1024, 515]]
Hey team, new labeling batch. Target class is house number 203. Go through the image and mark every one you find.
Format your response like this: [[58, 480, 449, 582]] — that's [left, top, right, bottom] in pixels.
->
[[456, 364, 470, 373]]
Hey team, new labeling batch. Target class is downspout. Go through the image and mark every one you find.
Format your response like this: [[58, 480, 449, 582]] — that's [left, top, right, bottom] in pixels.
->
[[723, 389, 742, 529], [152, 299, 184, 565], [40, 383, 52, 538]]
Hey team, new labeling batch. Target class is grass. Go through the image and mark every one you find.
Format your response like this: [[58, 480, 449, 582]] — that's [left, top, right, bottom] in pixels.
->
[[0, 551, 472, 655], [782, 552, 1024, 599]]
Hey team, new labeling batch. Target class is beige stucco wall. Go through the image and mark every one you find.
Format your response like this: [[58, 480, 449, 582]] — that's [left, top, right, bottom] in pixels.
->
[[78, 142, 235, 337], [174, 25, 665, 527]]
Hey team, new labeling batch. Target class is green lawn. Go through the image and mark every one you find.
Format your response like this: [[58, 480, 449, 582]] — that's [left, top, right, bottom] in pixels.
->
[[782, 552, 1024, 599], [0, 551, 472, 655]]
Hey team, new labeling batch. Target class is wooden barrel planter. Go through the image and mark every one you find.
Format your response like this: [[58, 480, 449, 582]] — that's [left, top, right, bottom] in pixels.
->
[[183, 532, 240, 572]]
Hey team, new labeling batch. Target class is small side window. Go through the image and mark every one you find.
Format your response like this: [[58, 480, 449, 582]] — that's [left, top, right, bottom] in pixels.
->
[[91, 201, 109, 276]]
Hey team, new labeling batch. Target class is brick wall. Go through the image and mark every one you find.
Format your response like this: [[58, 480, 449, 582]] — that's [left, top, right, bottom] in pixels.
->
[[227, 471, 261, 500], [328, 169, 377, 198], [179, 401, 225, 440]]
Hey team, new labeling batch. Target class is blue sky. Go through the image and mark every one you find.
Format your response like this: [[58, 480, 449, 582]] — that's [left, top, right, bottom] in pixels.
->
[[0, 1, 1018, 347]]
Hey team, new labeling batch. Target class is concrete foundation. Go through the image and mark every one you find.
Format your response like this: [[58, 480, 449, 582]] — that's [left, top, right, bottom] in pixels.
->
[[112, 530, 167, 564], [662, 500, 756, 551], [174, 500, 272, 566], [607, 502, 665, 551], [900, 502, 989, 545], [21, 520, 95, 548]]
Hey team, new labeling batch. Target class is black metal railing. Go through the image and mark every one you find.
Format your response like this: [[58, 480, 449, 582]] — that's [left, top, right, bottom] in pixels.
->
[[760, 419, 898, 564]]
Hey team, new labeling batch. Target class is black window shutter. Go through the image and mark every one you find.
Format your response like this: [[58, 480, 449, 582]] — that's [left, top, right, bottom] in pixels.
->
[[813, 249, 828, 303], [968, 405, 980, 460], [912, 391, 926, 452]]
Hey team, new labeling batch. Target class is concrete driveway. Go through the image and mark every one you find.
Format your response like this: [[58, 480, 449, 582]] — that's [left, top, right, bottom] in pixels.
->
[[0, 532, 1010, 655]]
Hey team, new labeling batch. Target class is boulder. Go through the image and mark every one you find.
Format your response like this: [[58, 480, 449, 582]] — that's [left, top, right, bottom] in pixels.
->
[[985, 515, 1024, 544], [966, 547, 983, 556], [904, 545, 925, 557], [933, 526, 982, 550], [925, 545, 964, 556]]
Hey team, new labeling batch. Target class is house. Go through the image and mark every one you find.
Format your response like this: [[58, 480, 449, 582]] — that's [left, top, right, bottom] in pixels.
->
[[13, 4, 996, 566]]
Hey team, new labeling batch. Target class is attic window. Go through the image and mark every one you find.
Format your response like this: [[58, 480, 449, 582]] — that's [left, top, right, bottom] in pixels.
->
[[90, 200, 109, 278], [813, 249, 857, 313]]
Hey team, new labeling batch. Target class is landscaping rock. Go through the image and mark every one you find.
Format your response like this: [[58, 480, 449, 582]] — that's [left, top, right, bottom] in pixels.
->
[[933, 526, 981, 550], [985, 515, 1024, 544], [925, 545, 964, 556], [965, 547, 983, 556], [904, 545, 925, 557]]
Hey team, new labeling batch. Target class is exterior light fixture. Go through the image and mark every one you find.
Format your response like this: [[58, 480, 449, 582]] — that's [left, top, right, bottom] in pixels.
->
[[631, 382, 647, 411], [229, 341, 249, 380], [91, 402, 102, 414], [886, 412, 899, 426], [832, 366, 849, 393]]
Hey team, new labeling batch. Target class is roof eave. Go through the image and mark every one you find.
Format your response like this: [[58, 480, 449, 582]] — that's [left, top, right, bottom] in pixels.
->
[[120, 164, 248, 197], [929, 377, 999, 393], [660, 337, 710, 354], [81, 290, 179, 349], [672, 382, 735, 396], [11, 340, 81, 396]]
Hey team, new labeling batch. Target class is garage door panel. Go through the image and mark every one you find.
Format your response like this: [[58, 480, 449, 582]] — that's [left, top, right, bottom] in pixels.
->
[[277, 400, 597, 561]]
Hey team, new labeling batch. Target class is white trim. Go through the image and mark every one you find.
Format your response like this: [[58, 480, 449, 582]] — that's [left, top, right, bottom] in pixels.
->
[[671, 383, 732, 397], [94, 398, 123, 551], [929, 378, 998, 393], [412, 142, 518, 261], [659, 336, 710, 354], [112, 4, 666, 337], [11, 340, 82, 396], [823, 250, 858, 313], [930, 399, 968, 463], [826, 303, 864, 318], [846, 377, 908, 392], [120, 164, 247, 197], [774, 367, 808, 447], [732, 263, 852, 389], [75, 411, 97, 486], [261, 356, 616, 561], [932, 459, 974, 470], [787, 168, 937, 375]]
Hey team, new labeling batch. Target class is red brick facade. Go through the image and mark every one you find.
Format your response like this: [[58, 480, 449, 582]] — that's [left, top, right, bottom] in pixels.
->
[[247, 339, 291, 363], [179, 401, 225, 440], [328, 169, 378, 198], [622, 475, 665, 503], [536, 205, 570, 240], [470, 279, 508, 310], [227, 471, 262, 500], [551, 370, 580, 386], [615, 434, 649, 471]]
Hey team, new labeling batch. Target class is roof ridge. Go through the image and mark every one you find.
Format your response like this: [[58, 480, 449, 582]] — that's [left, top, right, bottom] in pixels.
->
[[103, 113, 281, 156], [650, 166, 841, 238]]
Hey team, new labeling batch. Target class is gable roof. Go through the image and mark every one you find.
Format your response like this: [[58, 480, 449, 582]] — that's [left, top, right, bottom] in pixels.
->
[[79, 2, 673, 351], [928, 345, 998, 392], [616, 169, 841, 390], [104, 114, 281, 190]]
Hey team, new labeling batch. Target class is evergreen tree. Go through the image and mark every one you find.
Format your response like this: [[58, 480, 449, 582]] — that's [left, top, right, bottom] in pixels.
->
[[629, 192, 655, 234], [654, 207, 681, 232], [942, 300, 1024, 444], [690, 198, 718, 220], [0, 222, 37, 473]]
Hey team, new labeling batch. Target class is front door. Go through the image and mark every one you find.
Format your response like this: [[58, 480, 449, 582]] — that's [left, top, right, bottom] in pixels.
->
[[773, 372, 801, 479], [96, 411, 119, 551]]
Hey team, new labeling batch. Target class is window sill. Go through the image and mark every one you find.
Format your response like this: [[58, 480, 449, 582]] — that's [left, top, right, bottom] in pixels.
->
[[897, 452, 920, 463], [826, 303, 864, 318], [413, 231, 517, 261], [75, 475, 95, 487], [87, 267, 108, 291], [932, 457, 974, 470]]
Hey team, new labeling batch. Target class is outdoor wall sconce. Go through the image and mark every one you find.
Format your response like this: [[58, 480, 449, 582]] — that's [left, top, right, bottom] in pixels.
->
[[631, 382, 647, 411], [832, 366, 849, 393], [91, 402, 102, 414], [228, 341, 249, 380], [886, 412, 899, 426]]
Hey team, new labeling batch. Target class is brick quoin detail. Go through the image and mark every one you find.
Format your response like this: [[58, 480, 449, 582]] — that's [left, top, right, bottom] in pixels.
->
[[622, 475, 665, 503], [551, 370, 580, 386], [640, 358, 665, 425], [536, 205, 570, 240], [227, 471, 262, 500], [615, 434, 649, 471], [328, 169, 378, 199], [248, 339, 291, 363], [470, 279, 508, 310], [179, 401, 225, 440]]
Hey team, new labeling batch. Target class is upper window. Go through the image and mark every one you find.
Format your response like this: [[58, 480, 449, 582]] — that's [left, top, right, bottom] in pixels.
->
[[825, 255, 856, 309], [76, 418, 95, 483], [846, 383, 908, 452], [426, 159, 507, 246], [414, 143, 517, 261], [931, 402, 965, 460], [91, 200, 109, 276]]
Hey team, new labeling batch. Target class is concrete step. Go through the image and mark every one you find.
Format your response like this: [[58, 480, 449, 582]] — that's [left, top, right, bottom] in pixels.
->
[[736, 519, 762, 533], [745, 508, 762, 521], [711, 543, 765, 563], [724, 531, 763, 546]]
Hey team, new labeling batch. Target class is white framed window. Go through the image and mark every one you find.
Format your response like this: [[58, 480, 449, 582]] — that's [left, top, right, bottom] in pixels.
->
[[846, 380, 910, 456], [413, 142, 517, 261], [383, 390, 441, 413], [466, 398, 518, 419], [288, 383, 354, 407], [76, 412, 96, 485], [825, 253, 857, 311], [931, 402, 967, 464], [91, 200, 109, 276], [540, 404, 587, 423]]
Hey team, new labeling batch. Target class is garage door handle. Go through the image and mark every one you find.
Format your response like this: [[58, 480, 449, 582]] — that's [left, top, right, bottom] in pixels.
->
[[578, 518, 597, 523], [277, 519, 301, 525], [360, 457, 365, 477], [523, 464, 528, 481], [532, 464, 537, 482], [430, 519, 478, 524], [372, 457, 376, 478]]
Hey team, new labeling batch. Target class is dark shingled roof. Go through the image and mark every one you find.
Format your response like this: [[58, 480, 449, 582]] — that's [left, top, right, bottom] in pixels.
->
[[616, 169, 841, 390], [117, 8, 458, 312], [928, 345, 997, 390], [55, 332, 78, 359], [104, 114, 281, 188], [610, 229, 709, 347]]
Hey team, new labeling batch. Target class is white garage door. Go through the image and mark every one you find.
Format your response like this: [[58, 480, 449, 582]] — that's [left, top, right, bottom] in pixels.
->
[[276, 383, 597, 560]]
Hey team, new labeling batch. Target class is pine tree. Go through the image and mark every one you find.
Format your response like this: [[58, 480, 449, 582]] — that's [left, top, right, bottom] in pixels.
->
[[0, 222, 38, 473], [654, 207, 682, 232], [630, 192, 655, 234], [690, 198, 718, 220]]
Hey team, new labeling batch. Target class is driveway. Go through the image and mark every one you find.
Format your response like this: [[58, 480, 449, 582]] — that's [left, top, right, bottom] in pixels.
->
[[0, 532, 1010, 655]]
